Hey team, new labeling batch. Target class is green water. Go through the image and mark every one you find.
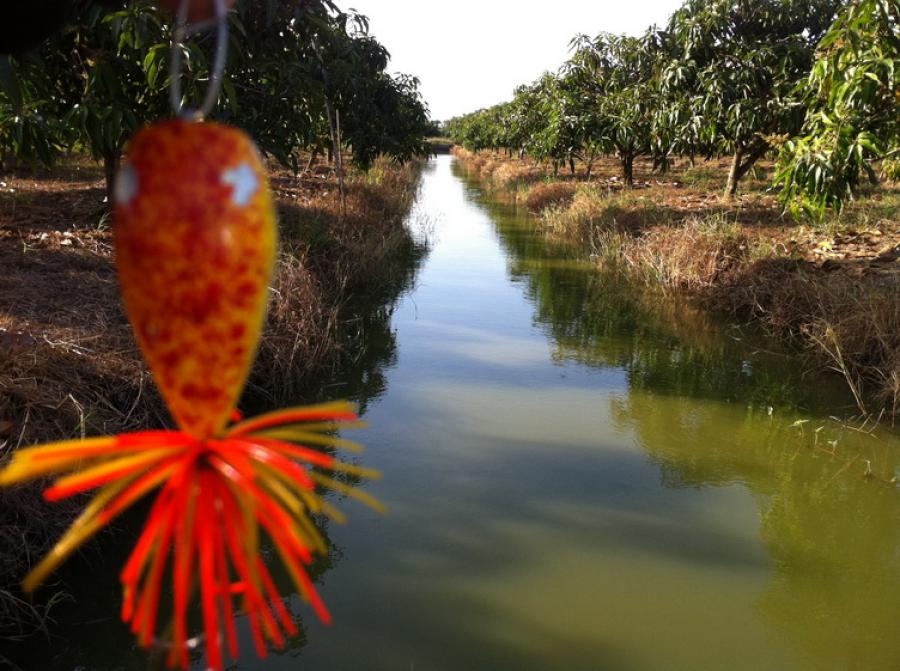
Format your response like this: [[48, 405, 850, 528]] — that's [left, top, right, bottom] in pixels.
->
[[9, 156, 900, 670]]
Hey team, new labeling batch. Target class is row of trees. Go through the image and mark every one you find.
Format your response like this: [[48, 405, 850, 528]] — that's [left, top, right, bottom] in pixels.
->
[[445, 0, 899, 216], [0, 0, 434, 198]]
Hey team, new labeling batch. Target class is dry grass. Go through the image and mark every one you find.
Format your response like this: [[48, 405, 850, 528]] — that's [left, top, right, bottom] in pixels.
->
[[0, 483, 78, 655], [524, 182, 578, 213], [252, 158, 423, 403], [542, 188, 676, 245], [492, 162, 542, 190], [613, 213, 900, 416], [712, 261, 900, 416], [0, 156, 421, 439], [452, 147, 508, 181], [480, 159, 502, 178], [620, 214, 770, 290], [450, 146, 474, 162], [0, 162, 165, 446], [542, 187, 613, 244], [455, 147, 900, 418]]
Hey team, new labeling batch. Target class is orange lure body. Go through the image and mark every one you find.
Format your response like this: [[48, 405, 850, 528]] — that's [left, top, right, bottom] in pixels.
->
[[0, 120, 380, 671], [158, 0, 237, 22], [114, 119, 276, 438]]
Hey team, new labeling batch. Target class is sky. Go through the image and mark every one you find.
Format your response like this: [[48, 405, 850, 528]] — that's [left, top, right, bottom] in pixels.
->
[[344, 0, 686, 121]]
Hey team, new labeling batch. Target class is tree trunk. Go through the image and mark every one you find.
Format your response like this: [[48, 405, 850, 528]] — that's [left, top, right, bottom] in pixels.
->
[[569, 157, 576, 175], [552, 161, 559, 177], [724, 147, 744, 201], [321, 91, 346, 217], [104, 153, 120, 205], [304, 148, 319, 175], [334, 107, 346, 217], [622, 153, 634, 188]]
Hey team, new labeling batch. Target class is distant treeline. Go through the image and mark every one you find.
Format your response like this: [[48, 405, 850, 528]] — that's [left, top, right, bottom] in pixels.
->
[[0, 0, 437, 196], [445, 0, 899, 217]]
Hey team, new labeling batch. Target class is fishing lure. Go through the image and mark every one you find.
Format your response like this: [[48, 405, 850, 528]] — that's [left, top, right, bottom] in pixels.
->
[[0, 119, 380, 670], [159, 0, 236, 22]]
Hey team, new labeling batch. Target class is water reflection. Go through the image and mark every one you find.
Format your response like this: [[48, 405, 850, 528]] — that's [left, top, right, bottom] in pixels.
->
[[459, 164, 857, 415], [317, 210, 431, 414], [615, 391, 900, 669], [455, 161, 900, 669]]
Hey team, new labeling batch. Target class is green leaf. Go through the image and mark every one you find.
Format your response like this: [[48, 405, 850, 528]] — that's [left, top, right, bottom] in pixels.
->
[[223, 79, 239, 114], [0, 56, 22, 112]]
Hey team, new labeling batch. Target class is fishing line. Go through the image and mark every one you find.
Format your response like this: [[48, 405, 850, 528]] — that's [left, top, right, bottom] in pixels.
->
[[169, 0, 229, 120]]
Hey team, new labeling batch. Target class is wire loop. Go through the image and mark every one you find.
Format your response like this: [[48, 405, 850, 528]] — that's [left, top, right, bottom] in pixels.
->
[[169, 0, 229, 120]]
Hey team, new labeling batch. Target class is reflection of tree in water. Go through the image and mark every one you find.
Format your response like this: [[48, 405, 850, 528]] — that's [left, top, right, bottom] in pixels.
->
[[457, 164, 900, 669], [757, 459, 900, 670], [315, 217, 430, 415], [5, 509, 344, 669], [5, 215, 430, 671], [611, 391, 900, 669], [456, 161, 855, 415]]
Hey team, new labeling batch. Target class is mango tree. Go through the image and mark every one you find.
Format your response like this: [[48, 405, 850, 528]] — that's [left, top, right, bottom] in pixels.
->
[[520, 74, 581, 175], [446, 108, 498, 152], [0, 49, 72, 168], [552, 67, 606, 178], [662, 0, 843, 199], [566, 32, 661, 186], [337, 60, 432, 169], [0, 0, 433, 198], [71, 1, 171, 199], [222, 0, 331, 171], [506, 83, 547, 159], [777, 0, 900, 218], [1, 0, 207, 198]]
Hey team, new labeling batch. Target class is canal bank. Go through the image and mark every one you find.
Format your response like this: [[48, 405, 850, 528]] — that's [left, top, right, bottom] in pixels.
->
[[452, 146, 900, 420]]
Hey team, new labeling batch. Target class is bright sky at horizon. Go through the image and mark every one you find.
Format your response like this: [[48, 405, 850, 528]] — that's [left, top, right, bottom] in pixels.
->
[[344, 0, 685, 121]]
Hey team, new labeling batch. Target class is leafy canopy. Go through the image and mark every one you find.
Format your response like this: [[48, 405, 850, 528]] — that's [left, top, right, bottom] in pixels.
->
[[0, 0, 434, 187], [777, 0, 900, 218]]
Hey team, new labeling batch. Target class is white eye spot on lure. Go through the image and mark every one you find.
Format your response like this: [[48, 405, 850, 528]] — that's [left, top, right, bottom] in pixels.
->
[[114, 165, 139, 205], [221, 163, 259, 207]]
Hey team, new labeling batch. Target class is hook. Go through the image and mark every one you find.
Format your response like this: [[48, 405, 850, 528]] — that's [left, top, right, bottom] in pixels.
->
[[169, 0, 230, 120]]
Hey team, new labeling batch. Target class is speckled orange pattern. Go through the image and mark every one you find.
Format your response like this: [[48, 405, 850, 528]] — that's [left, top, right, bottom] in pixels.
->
[[114, 120, 277, 439]]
